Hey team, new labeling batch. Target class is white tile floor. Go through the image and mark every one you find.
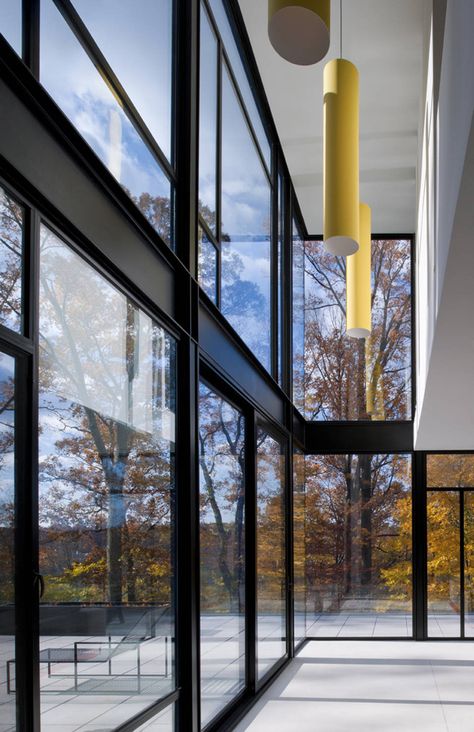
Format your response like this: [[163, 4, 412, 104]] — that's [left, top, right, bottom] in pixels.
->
[[234, 639, 474, 732], [306, 613, 412, 637]]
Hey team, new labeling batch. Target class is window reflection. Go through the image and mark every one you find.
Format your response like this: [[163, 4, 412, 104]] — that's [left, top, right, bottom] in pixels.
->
[[207, 0, 271, 170], [221, 66, 271, 372], [305, 454, 412, 637], [199, 383, 245, 726], [256, 429, 286, 679], [39, 226, 176, 728], [292, 223, 305, 413], [427, 454, 474, 488], [199, 5, 218, 234], [40, 0, 173, 245], [304, 239, 412, 420], [198, 228, 218, 305], [293, 450, 306, 645], [71, 0, 173, 162], [0, 0, 22, 56], [0, 187, 23, 333], [0, 353, 16, 729]]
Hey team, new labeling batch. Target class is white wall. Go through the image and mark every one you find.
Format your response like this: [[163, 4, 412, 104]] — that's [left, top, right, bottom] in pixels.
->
[[415, 0, 474, 448]]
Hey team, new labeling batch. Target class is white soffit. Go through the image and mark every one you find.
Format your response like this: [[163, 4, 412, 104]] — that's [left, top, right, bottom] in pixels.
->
[[238, 0, 425, 234]]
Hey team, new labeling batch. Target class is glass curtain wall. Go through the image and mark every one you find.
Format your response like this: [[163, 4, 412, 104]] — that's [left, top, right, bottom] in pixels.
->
[[198, 383, 246, 727], [0, 352, 16, 729], [38, 225, 176, 729], [292, 221, 305, 413], [197, 1, 274, 376], [293, 449, 306, 646], [256, 428, 286, 680], [39, 0, 174, 245], [304, 238, 412, 420], [305, 454, 412, 637]]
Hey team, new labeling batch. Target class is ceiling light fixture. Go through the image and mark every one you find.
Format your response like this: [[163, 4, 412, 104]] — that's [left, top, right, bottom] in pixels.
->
[[268, 0, 330, 66], [346, 202, 371, 339], [323, 0, 359, 256]]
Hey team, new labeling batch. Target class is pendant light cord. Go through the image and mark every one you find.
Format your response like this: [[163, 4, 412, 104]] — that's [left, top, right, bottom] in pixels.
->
[[340, 0, 343, 58]]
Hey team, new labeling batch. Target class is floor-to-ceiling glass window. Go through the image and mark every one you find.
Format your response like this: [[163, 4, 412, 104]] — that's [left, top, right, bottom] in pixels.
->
[[198, 383, 246, 727], [256, 428, 286, 680], [304, 238, 412, 420], [0, 351, 17, 729], [38, 224, 176, 729], [305, 453, 413, 637], [293, 449, 306, 646], [426, 453, 474, 639], [427, 491, 461, 638]]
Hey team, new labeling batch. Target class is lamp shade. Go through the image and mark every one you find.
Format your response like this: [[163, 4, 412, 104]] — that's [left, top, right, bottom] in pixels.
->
[[268, 0, 330, 66], [323, 58, 359, 256], [346, 202, 371, 339]]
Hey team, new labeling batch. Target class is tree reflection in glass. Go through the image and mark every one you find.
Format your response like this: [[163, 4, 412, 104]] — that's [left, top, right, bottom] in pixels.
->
[[38, 226, 176, 725], [221, 67, 271, 372], [199, 383, 245, 726], [256, 429, 286, 679], [40, 0, 172, 245], [0, 187, 23, 333], [0, 353, 16, 728]]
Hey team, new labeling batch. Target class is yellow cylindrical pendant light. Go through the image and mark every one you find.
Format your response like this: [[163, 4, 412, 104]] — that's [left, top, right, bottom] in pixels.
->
[[323, 58, 359, 256], [346, 202, 371, 338], [268, 0, 330, 66]]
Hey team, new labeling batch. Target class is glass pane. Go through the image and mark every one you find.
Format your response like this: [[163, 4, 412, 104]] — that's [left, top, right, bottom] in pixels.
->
[[39, 225, 176, 728], [304, 239, 412, 420], [277, 174, 283, 386], [199, 384, 245, 726], [198, 228, 218, 304], [256, 429, 286, 679], [134, 703, 174, 731], [305, 454, 412, 637], [293, 450, 306, 645], [0, 0, 22, 55], [292, 222, 304, 413], [465, 492, 474, 637], [427, 454, 474, 487], [0, 353, 16, 728], [208, 0, 271, 170], [427, 491, 461, 638], [0, 187, 23, 333], [71, 0, 173, 162], [40, 0, 173, 246], [199, 4, 218, 234], [221, 66, 271, 373]]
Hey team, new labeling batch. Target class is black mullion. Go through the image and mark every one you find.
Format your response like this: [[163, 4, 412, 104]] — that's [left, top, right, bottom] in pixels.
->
[[461, 490, 465, 638], [176, 336, 200, 732], [216, 38, 223, 309], [413, 451, 427, 640], [286, 435, 294, 658], [246, 407, 257, 694], [281, 188, 292, 398], [202, 0, 271, 186], [22, 0, 39, 77], [52, 0, 175, 184], [270, 148, 278, 382]]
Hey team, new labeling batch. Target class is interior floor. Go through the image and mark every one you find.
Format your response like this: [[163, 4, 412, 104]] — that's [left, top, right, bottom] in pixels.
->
[[234, 639, 474, 731]]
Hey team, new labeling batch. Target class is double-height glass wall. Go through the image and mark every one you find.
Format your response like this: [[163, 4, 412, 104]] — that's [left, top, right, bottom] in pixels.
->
[[38, 225, 176, 727]]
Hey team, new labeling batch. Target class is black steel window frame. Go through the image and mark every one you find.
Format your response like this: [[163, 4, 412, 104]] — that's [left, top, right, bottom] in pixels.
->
[[303, 451, 416, 642], [423, 450, 474, 641], [0, 1, 424, 732], [197, 0, 282, 384]]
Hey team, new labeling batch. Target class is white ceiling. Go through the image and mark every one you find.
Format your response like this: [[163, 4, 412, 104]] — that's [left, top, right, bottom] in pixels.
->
[[238, 0, 426, 234]]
